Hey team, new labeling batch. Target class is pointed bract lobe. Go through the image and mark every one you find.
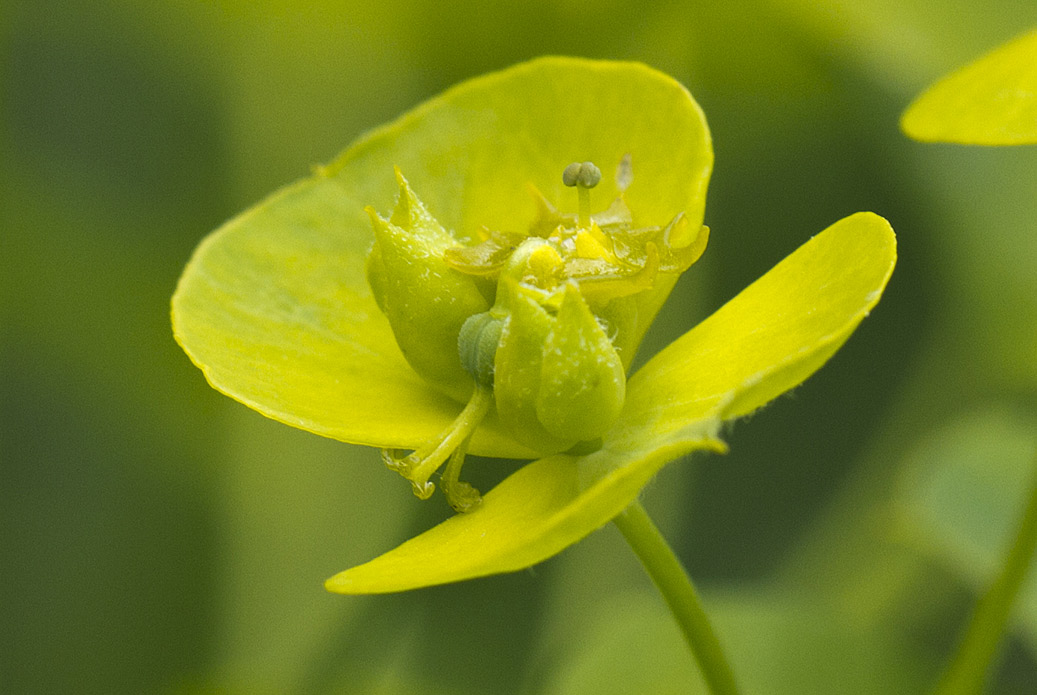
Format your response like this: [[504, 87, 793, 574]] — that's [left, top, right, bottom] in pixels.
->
[[365, 170, 490, 402], [536, 284, 626, 442]]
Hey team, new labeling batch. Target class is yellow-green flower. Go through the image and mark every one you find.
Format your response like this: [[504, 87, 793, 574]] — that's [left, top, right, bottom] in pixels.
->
[[902, 27, 1037, 145], [171, 57, 896, 594]]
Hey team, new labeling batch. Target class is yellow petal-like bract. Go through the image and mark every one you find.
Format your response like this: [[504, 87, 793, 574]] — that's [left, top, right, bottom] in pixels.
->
[[171, 57, 712, 458]]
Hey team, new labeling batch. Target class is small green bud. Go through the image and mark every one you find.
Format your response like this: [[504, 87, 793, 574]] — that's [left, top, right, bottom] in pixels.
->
[[458, 311, 503, 388]]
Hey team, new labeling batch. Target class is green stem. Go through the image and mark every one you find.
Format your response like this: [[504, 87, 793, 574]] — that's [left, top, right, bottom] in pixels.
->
[[614, 500, 742, 695], [933, 452, 1037, 695]]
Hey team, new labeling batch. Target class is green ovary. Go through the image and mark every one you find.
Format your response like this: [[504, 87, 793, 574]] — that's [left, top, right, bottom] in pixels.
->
[[492, 246, 626, 451]]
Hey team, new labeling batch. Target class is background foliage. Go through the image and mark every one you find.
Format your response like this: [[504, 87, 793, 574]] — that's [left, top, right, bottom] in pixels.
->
[[2, 0, 1036, 692]]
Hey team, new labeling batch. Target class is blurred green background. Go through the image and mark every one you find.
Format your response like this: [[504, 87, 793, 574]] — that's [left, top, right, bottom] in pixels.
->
[[3, 1, 1037, 692]]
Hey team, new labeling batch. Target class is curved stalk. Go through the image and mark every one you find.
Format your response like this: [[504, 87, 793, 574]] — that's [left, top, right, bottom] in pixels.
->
[[614, 500, 742, 695]]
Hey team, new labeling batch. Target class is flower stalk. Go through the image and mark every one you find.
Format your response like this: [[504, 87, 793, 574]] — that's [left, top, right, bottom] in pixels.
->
[[614, 500, 743, 695]]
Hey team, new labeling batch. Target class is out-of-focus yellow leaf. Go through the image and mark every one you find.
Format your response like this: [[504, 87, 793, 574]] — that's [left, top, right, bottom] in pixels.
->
[[902, 28, 1037, 145]]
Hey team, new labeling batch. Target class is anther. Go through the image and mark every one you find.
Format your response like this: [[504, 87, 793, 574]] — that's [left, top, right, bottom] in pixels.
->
[[562, 161, 602, 188]]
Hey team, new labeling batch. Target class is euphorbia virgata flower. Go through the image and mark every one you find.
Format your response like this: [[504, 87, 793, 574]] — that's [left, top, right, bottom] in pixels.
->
[[172, 57, 896, 594]]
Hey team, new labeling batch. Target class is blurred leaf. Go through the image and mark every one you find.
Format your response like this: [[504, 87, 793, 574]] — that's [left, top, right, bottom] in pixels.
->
[[541, 589, 927, 694], [772, 0, 1036, 92], [2, 5, 231, 692], [902, 27, 1037, 145], [894, 406, 1037, 652]]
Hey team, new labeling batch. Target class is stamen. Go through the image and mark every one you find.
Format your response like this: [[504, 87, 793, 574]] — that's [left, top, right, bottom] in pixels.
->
[[381, 385, 493, 501], [440, 434, 482, 512], [562, 161, 601, 227]]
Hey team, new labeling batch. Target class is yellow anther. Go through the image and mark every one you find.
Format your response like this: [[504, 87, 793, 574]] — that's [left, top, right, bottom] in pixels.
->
[[526, 243, 565, 288]]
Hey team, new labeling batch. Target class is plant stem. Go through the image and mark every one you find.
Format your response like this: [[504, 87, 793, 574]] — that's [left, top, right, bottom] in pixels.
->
[[933, 452, 1037, 695], [614, 500, 742, 695]]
